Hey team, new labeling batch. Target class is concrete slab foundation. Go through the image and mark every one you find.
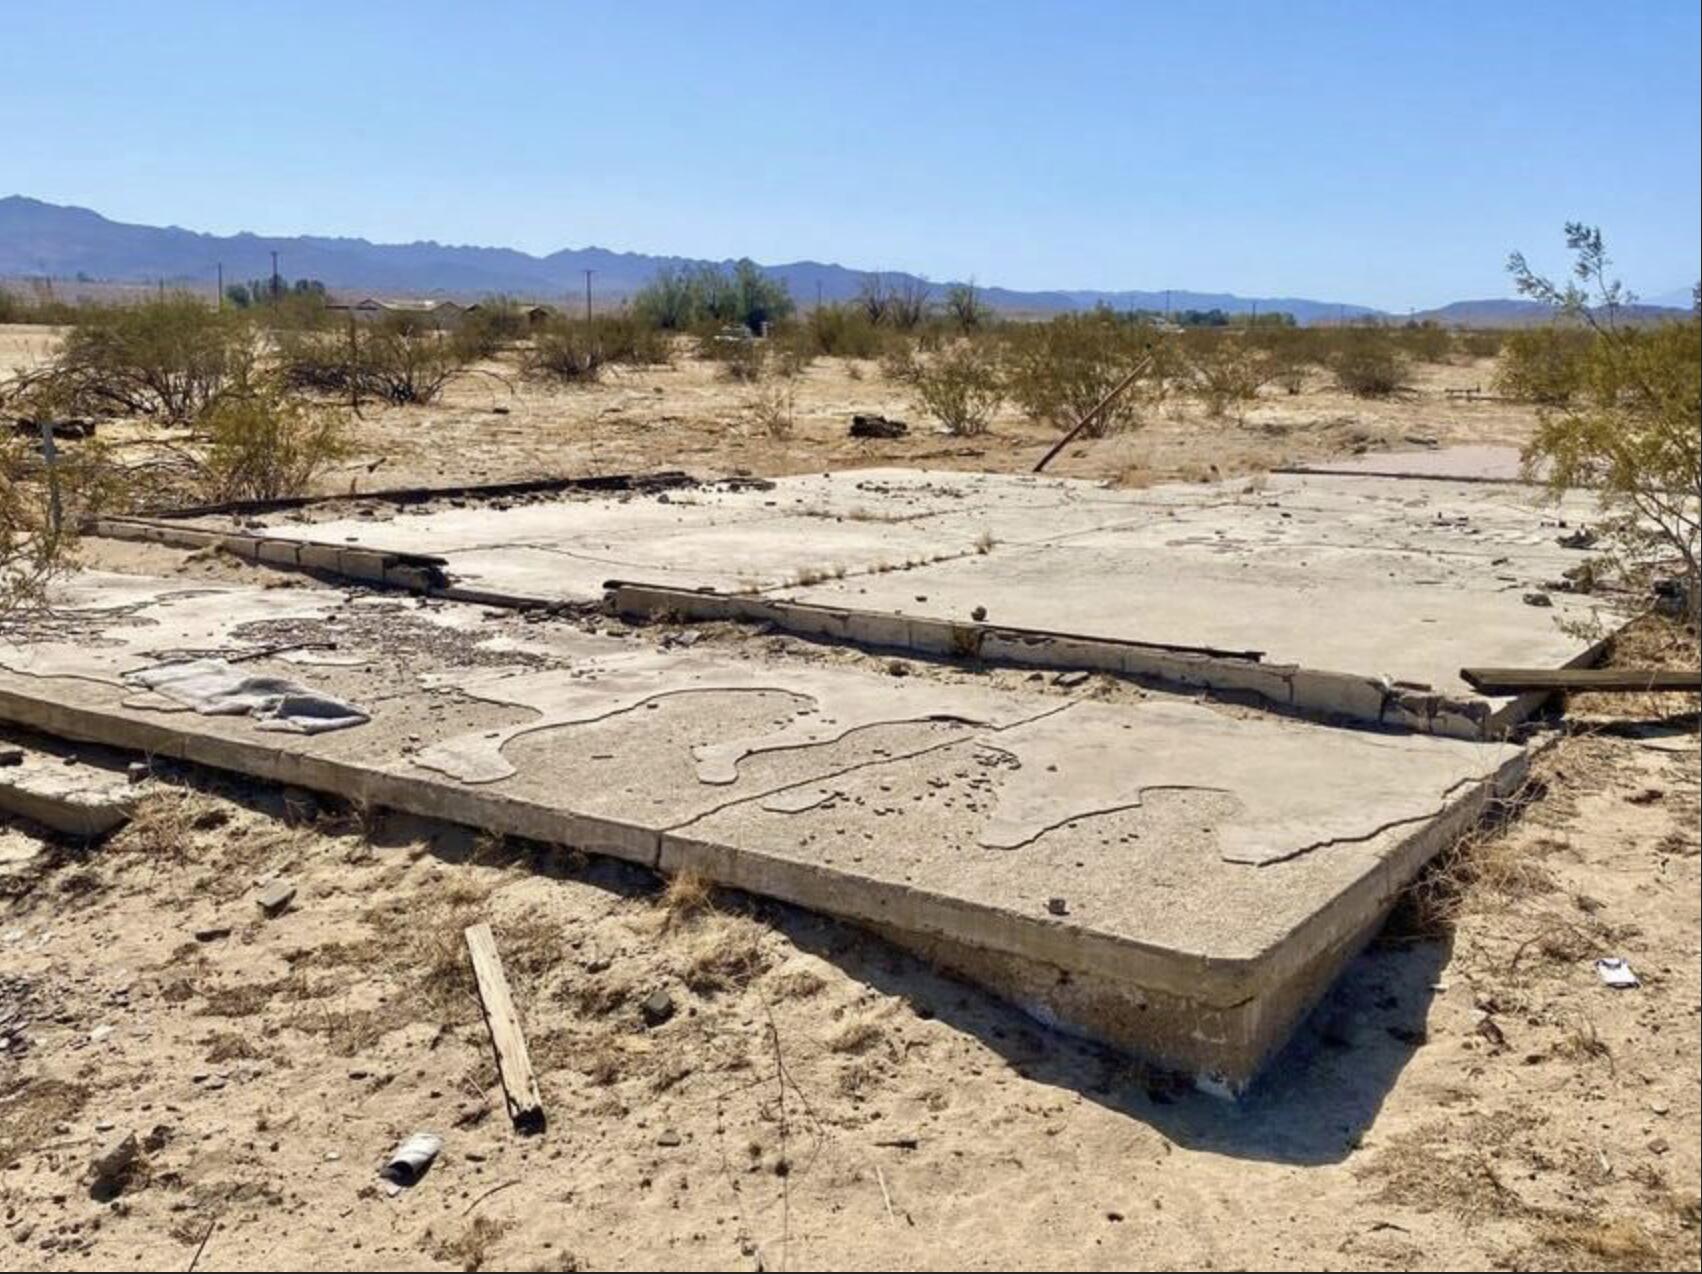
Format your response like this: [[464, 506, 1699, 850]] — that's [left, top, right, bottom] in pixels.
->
[[0, 570, 1528, 1092], [135, 464, 1612, 714]]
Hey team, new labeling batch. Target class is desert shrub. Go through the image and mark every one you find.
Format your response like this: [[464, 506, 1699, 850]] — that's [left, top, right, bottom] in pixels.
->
[[49, 296, 257, 421], [1004, 311, 1155, 435], [1245, 324, 1317, 394], [0, 284, 86, 326], [1180, 330, 1275, 418], [1, 430, 129, 616], [1510, 224, 1701, 621], [633, 261, 793, 333], [452, 298, 532, 358], [749, 381, 795, 439], [878, 338, 921, 385], [1395, 321, 1454, 364], [911, 341, 1002, 436], [522, 316, 670, 385], [697, 328, 767, 382], [1457, 328, 1506, 359], [1330, 326, 1411, 397], [349, 315, 476, 404], [793, 305, 888, 359], [1494, 324, 1593, 405], [189, 385, 351, 502], [944, 281, 990, 331]]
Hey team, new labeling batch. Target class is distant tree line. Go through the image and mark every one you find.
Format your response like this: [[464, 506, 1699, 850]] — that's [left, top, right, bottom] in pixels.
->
[[224, 277, 326, 309]]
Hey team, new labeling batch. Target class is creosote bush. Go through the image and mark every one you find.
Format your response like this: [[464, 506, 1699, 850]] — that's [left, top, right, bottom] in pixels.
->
[[1494, 324, 1593, 405], [522, 316, 670, 386], [1509, 224, 1700, 622], [911, 342, 1003, 436], [1330, 326, 1411, 398], [190, 385, 351, 503], [1004, 312, 1155, 435]]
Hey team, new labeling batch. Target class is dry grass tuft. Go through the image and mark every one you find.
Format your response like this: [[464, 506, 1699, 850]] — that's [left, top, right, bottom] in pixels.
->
[[768, 967, 827, 1000], [655, 869, 713, 928], [1391, 781, 1555, 939], [433, 1216, 511, 1272], [824, 1007, 889, 1055], [1532, 1215, 1667, 1272], [1358, 1110, 1544, 1225], [0, 1078, 89, 1162], [112, 787, 224, 862], [679, 913, 770, 994]]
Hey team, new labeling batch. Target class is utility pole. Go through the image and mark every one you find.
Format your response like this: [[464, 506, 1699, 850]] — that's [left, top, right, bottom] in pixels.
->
[[583, 269, 594, 322]]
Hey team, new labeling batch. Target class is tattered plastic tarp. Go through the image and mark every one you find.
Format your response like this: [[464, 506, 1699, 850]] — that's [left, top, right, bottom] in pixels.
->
[[126, 658, 370, 734]]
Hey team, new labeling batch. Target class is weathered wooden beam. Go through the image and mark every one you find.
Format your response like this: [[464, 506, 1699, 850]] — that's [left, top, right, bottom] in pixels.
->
[[1461, 667, 1701, 695], [464, 922, 546, 1135]]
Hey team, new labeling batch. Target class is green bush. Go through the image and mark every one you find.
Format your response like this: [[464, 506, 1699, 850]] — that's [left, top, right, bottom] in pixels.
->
[[1004, 312, 1155, 435], [522, 316, 670, 385], [193, 385, 351, 502], [1510, 224, 1701, 620], [1180, 330, 1275, 417], [1457, 328, 1506, 359], [1330, 326, 1411, 398], [911, 342, 1002, 436], [1494, 325, 1592, 405], [633, 261, 793, 333]]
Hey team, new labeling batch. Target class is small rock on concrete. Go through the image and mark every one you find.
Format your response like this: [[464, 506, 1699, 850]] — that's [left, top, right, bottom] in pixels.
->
[[194, 925, 232, 943], [256, 880, 296, 917], [970, 605, 988, 622], [1054, 670, 1091, 688], [1046, 897, 1069, 916], [1522, 592, 1554, 608], [641, 989, 676, 1028], [657, 1129, 682, 1147]]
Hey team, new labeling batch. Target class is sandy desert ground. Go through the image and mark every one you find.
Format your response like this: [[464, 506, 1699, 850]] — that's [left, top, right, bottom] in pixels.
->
[[1, 323, 1698, 1271], [0, 323, 1543, 493]]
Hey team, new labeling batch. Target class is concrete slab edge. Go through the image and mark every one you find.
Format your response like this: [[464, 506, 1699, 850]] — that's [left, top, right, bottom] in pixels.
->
[[0, 678, 1532, 1091], [606, 580, 1504, 741]]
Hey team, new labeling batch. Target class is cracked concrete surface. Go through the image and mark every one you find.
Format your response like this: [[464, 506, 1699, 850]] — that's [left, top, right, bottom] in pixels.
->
[[0, 543, 1528, 1087], [197, 464, 1612, 701]]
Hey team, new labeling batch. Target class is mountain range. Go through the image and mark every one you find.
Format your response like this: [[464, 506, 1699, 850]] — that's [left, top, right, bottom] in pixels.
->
[[1, 196, 1692, 326]]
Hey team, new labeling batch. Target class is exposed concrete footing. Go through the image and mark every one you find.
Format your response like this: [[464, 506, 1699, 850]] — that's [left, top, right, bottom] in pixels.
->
[[875, 744, 1529, 1093], [0, 676, 1529, 1095], [0, 745, 138, 838]]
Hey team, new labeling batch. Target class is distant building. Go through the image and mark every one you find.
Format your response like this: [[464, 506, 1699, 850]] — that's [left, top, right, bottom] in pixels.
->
[[464, 300, 556, 328], [326, 297, 465, 325]]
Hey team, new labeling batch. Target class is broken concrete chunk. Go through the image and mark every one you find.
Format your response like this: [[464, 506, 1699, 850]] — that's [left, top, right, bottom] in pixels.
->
[[1053, 670, 1091, 688], [256, 880, 297, 917]]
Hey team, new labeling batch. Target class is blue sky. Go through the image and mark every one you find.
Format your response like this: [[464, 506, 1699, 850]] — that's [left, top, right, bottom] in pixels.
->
[[3, 1, 1697, 309]]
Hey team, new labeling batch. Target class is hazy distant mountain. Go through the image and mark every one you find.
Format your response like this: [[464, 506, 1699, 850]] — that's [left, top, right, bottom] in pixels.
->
[[0, 195, 1385, 323], [2, 195, 1689, 326], [1410, 296, 1694, 327]]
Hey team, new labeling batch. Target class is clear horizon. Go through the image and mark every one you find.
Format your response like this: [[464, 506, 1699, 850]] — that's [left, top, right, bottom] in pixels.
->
[[3, 1, 1698, 309]]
